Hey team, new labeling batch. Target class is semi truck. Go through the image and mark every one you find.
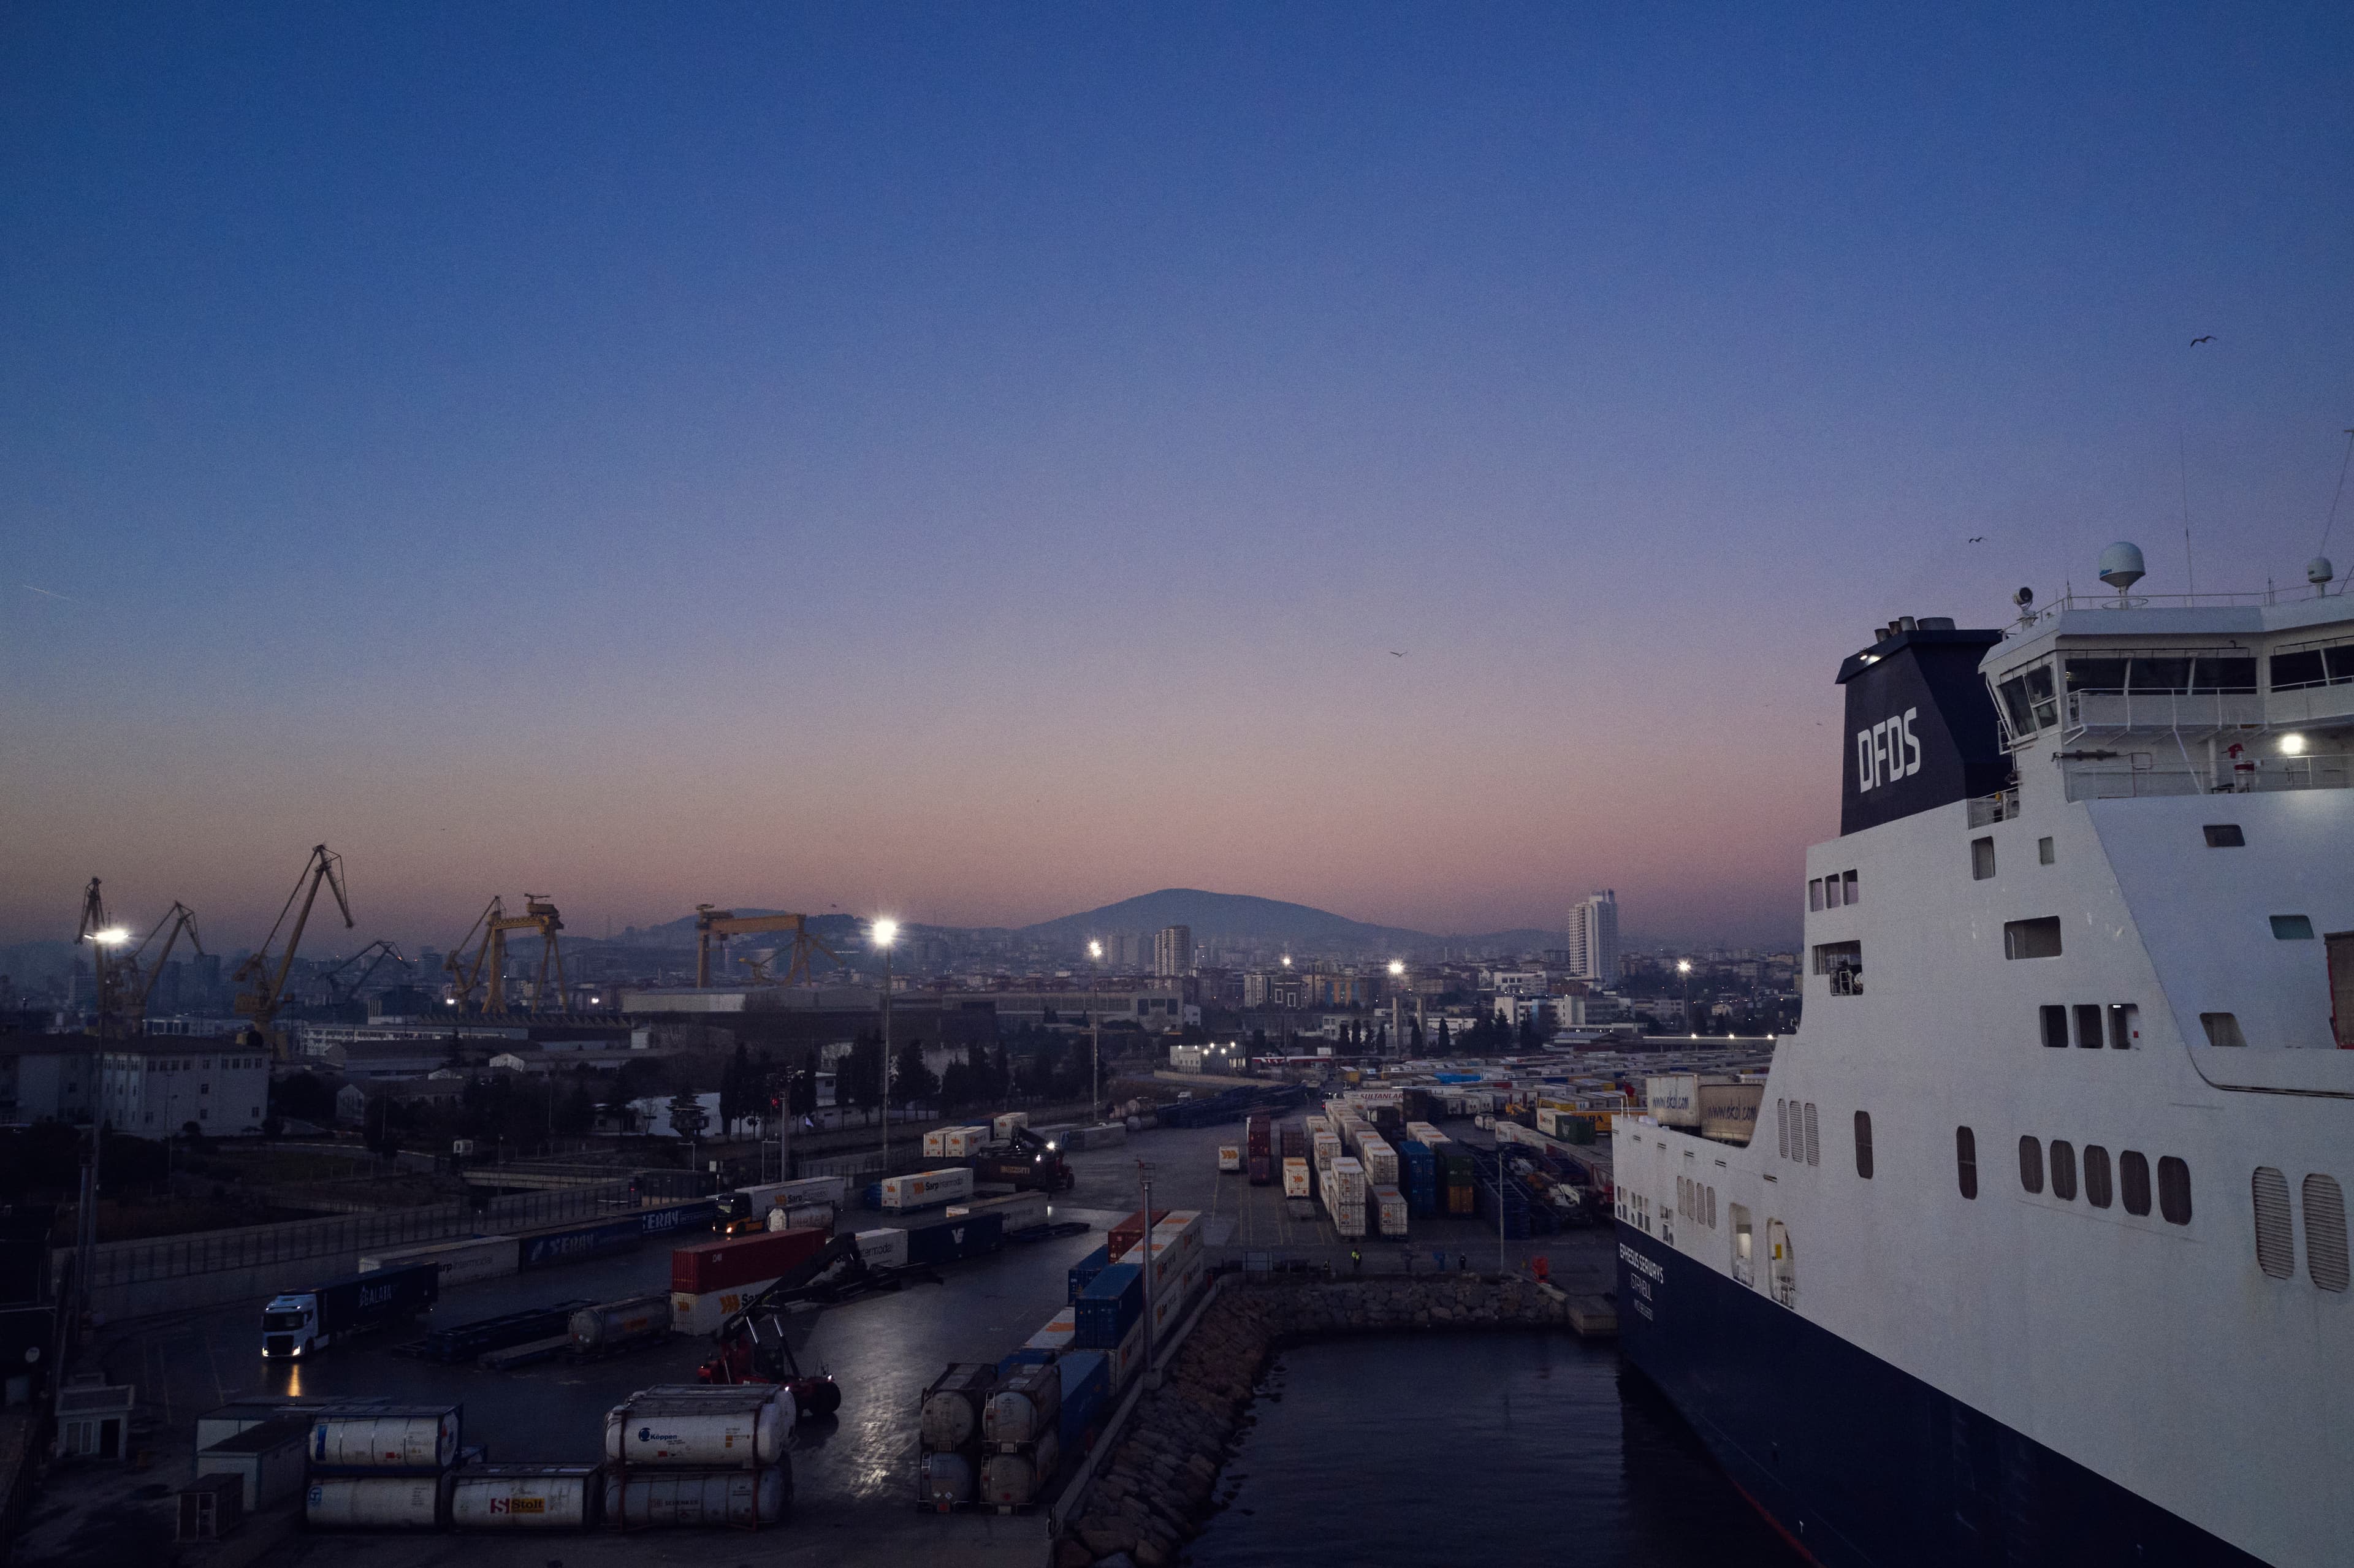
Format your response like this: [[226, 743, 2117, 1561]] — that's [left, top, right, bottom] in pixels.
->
[[260, 1262, 438, 1359], [965, 1125, 1075, 1193]]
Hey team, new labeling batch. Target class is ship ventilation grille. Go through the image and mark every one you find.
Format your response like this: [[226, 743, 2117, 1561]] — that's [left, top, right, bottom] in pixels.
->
[[2251, 1167, 2294, 1280], [1803, 1104, 1820, 1167], [2304, 1174, 2349, 1293]]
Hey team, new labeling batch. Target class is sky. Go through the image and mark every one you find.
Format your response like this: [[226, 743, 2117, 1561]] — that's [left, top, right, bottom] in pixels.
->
[[4, 4, 2351, 954]]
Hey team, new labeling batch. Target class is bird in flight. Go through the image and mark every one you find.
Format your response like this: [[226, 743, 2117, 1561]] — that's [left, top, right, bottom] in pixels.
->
[[2190, 335, 2215, 346], [1388, 650, 1407, 657], [1967, 536, 1986, 544]]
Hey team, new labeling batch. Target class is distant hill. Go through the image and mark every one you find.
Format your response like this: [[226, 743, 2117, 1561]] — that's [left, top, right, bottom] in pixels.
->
[[1018, 889, 1441, 951], [597, 910, 868, 951]]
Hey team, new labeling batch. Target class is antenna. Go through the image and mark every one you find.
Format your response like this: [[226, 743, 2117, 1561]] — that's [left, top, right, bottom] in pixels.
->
[[2318, 427, 2354, 569], [2099, 542, 2146, 604]]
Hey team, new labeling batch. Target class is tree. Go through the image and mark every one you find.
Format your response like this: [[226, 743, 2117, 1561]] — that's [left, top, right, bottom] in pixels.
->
[[988, 1043, 1012, 1102], [838, 1033, 883, 1111], [719, 1041, 758, 1134], [893, 1040, 938, 1109], [1437, 1019, 1452, 1051], [555, 1075, 596, 1136], [1409, 1018, 1425, 1053], [271, 1072, 337, 1127]]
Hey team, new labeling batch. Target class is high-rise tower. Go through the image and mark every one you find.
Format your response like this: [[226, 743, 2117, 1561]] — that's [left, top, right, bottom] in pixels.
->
[[1567, 890, 1619, 984]]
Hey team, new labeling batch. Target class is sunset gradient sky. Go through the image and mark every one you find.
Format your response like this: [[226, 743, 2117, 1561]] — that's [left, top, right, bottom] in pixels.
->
[[5, 4, 2351, 952]]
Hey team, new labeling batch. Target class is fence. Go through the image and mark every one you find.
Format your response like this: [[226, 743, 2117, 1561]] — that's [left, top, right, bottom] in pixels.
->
[[69, 1180, 631, 1292]]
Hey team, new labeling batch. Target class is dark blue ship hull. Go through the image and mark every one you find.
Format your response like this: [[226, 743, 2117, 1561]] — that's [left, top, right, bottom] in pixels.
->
[[1613, 1224, 2266, 1568]]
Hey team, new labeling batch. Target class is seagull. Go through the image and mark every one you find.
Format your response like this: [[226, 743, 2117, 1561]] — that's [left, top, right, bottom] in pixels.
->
[[1967, 536, 1986, 544], [2190, 335, 2214, 346], [1388, 650, 1407, 657]]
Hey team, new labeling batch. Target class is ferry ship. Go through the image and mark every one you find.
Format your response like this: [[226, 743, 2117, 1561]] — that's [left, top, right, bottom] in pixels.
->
[[1614, 545, 2352, 1567]]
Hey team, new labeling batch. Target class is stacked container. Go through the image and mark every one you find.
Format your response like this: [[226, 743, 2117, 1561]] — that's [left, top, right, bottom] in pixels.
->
[[1053, 1350, 1111, 1466], [1281, 1157, 1311, 1198], [918, 1364, 996, 1511], [451, 1464, 603, 1531], [305, 1406, 463, 1530], [603, 1385, 792, 1530], [944, 1190, 1048, 1232], [1374, 1185, 1409, 1236], [1245, 1114, 1273, 1185], [670, 1227, 832, 1334], [1106, 1208, 1169, 1260], [568, 1294, 672, 1358], [1358, 1136, 1398, 1187], [1065, 1244, 1110, 1303], [1398, 1133, 1439, 1217], [853, 1228, 910, 1269], [1442, 1148, 1477, 1214], [1026, 1307, 1075, 1355], [978, 1364, 1061, 1509], [1073, 1263, 1148, 1391], [1324, 1156, 1368, 1236], [901, 1211, 1005, 1266]]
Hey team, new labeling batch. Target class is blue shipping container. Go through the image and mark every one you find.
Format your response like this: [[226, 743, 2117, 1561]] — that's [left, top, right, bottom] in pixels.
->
[[1056, 1350, 1111, 1458], [903, 1211, 1005, 1266], [1073, 1263, 1143, 1350], [999, 1347, 1058, 1376], [1066, 1244, 1110, 1304], [518, 1216, 642, 1269]]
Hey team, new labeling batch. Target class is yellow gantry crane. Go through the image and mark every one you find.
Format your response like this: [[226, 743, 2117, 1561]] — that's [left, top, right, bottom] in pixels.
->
[[444, 894, 567, 1016], [232, 844, 354, 1059], [693, 906, 840, 987]]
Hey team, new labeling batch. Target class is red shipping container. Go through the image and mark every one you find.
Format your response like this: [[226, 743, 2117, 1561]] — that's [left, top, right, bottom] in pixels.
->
[[1107, 1208, 1170, 1262], [671, 1225, 828, 1296], [1246, 1115, 1271, 1157]]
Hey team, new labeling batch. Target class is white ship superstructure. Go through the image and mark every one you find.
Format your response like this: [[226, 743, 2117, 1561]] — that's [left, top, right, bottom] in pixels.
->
[[1615, 553, 2352, 1568]]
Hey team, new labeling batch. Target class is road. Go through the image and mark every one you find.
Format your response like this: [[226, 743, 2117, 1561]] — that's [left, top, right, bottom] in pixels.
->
[[19, 1105, 1612, 1566]]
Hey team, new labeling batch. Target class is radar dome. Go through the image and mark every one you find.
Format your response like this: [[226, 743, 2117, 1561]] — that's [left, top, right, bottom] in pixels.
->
[[2098, 541, 2146, 592], [2309, 557, 2335, 588]]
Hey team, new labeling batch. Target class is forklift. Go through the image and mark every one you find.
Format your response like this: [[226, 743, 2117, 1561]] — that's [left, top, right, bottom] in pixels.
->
[[966, 1124, 1077, 1193], [696, 1233, 941, 1405]]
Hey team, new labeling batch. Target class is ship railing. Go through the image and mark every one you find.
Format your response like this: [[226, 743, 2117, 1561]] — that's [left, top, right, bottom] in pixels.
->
[[2060, 755, 2352, 802], [1965, 790, 2019, 828], [2012, 587, 2309, 631]]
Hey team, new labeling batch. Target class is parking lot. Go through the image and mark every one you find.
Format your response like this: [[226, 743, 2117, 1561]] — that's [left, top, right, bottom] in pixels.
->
[[20, 1106, 1612, 1567]]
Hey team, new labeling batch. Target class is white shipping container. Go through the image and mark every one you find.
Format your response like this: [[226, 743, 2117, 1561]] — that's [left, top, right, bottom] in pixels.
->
[[1026, 1308, 1075, 1352], [1329, 1201, 1367, 1238], [1105, 1318, 1147, 1391], [1330, 1157, 1368, 1206], [358, 1235, 519, 1288], [669, 1278, 783, 1338], [942, 1126, 989, 1159], [1216, 1146, 1241, 1173], [944, 1191, 1048, 1231], [763, 1202, 836, 1233], [450, 1465, 601, 1530], [306, 1475, 451, 1530], [991, 1111, 1029, 1140], [881, 1167, 977, 1211], [603, 1467, 787, 1528], [1374, 1186, 1409, 1236], [922, 1129, 951, 1159], [981, 1433, 1060, 1507], [1360, 1138, 1399, 1186], [1645, 1073, 1702, 1127], [1282, 1158, 1310, 1198], [603, 1389, 790, 1468], [1147, 1260, 1203, 1342], [310, 1410, 460, 1472], [853, 1228, 909, 1269]]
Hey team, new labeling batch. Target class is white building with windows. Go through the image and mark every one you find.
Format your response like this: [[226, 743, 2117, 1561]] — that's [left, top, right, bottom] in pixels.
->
[[98, 1041, 269, 1135], [1567, 889, 1620, 984]]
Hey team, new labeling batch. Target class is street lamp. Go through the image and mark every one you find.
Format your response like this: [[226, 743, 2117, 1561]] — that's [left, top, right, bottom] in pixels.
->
[[1388, 961, 1404, 1061], [872, 919, 897, 1173], [1677, 958, 1693, 1035]]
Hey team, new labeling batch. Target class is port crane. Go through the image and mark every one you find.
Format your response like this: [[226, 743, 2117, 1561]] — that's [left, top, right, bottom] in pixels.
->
[[311, 939, 407, 1006], [694, 907, 840, 988], [73, 878, 131, 1038], [232, 845, 354, 1059], [122, 901, 205, 1030], [444, 895, 566, 1016]]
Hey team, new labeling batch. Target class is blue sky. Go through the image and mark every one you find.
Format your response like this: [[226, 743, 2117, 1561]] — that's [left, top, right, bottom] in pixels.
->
[[5, 4, 2350, 949]]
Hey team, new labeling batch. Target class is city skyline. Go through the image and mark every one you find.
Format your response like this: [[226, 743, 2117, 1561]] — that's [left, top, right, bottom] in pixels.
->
[[7, 6, 2350, 952]]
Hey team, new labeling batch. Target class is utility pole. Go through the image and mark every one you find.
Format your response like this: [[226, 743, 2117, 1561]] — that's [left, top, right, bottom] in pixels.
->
[[1137, 1160, 1157, 1387], [874, 920, 898, 1176]]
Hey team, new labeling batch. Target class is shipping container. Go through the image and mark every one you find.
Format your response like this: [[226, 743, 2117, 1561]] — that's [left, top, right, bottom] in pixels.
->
[[451, 1464, 603, 1530], [1328, 1157, 1368, 1206], [922, 1128, 952, 1160], [921, 1450, 976, 1509], [306, 1475, 452, 1530], [1027, 1307, 1075, 1353], [763, 1203, 836, 1234], [1328, 1200, 1368, 1238], [1106, 1208, 1170, 1260], [1065, 1244, 1110, 1304], [1216, 1146, 1241, 1173], [991, 1112, 1029, 1140], [983, 1365, 1061, 1446], [569, 1294, 672, 1356], [668, 1280, 785, 1338], [942, 1127, 990, 1159], [671, 1227, 830, 1298], [604, 1467, 787, 1528], [1359, 1138, 1399, 1186], [1103, 1317, 1147, 1392], [1145, 1259, 1203, 1342], [902, 1212, 1005, 1266], [194, 1416, 308, 1512], [880, 1167, 977, 1212], [981, 1433, 1060, 1507], [1374, 1186, 1409, 1236], [943, 1190, 1048, 1232], [1282, 1158, 1310, 1198], [196, 1399, 393, 1454], [1053, 1351, 1110, 1458], [518, 1216, 643, 1271], [1644, 1073, 1702, 1127], [604, 1387, 790, 1468], [920, 1364, 997, 1450], [358, 1235, 518, 1288], [1699, 1081, 1765, 1143], [1072, 1263, 1143, 1350], [308, 1407, 460, 1474], [853, 1228, 909, 1270]]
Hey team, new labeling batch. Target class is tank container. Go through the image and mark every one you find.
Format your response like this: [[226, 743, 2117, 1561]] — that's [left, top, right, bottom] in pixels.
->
[[308, 1407, 460, 1473], [305, 1474, 452, 1529], [980, 1433, 1061, 1507], [603, 1467, 787, 1528], [918, 1363, 997, 1450], [569, 1294, 671, 1354], [983, 1366, 1062, 1447], [603, 1388, 789, 1467], [921, 1451, 975, 1509], [450, 1464, 602, 1530]]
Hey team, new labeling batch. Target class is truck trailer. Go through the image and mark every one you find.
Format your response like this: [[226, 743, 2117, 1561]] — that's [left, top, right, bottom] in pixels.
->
[[261, 1262, 438, 1359]]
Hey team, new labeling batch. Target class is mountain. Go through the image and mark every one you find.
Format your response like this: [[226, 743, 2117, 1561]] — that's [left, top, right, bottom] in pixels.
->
[[1018, 889, 1441, 952], [594, 910, 869, 950]]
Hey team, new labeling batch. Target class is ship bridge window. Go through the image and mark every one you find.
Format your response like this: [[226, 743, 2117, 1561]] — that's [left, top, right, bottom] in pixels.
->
[[2073, 1004, 2103, 1049], [2019, 1135, 2044, 1193], [1956, 1125, 1978, 1200], [2203, 824, 2245, 848], [2120, 1151, 2151, 1216], [2040, 1005, 2068, 1049], [1813, 941, 1862, 995], [2158, 1157, 2193, 1225], [2270, 915, 2315, 941], [1971, 837, 1996, 880], [2269, 640, 2354, 691], [2003, 918, 2063, 960], [1853, 1111, 1873, 1179], [1996, 663, 2059, 737], [2049, 1140, 2078, 1201], [2083, 1145, 2114, 1208]]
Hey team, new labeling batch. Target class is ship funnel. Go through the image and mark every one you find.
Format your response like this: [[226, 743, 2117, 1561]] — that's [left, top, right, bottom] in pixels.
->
[[2097, 541, 2146, 593]]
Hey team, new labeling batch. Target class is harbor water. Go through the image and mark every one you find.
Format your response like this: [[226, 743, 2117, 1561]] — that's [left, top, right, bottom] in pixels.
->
[[1186, 1331, 1802, 1567]]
